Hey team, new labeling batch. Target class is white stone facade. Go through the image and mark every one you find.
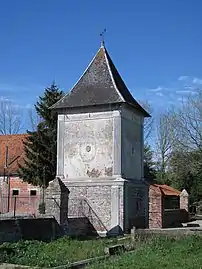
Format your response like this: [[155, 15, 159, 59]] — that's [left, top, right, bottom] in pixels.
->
[[56, 105, 147, 234], [57, 107, 144, 182]]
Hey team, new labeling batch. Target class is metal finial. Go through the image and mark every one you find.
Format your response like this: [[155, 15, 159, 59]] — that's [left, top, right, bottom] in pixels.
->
[[100, 28, 106, 46]]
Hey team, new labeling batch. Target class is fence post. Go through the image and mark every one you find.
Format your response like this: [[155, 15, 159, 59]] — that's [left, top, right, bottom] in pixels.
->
[[14, 196, 17, 218], [131, 226, 136, 242], [7, 175, 10, 212]]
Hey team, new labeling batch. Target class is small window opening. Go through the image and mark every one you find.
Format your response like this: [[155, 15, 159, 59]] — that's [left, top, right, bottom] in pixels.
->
[[30, 190, 37, 196], [12, 189, 19, 196]]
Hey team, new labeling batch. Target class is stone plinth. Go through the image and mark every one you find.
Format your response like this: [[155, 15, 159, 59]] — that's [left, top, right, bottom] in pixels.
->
[[64, 179, 147, 235], [180, 189, 189, 212], [44, 177, 69, 225]]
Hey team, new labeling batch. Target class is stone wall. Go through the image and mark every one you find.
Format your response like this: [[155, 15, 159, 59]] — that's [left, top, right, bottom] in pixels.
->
[[65, 179, 149, 235], [125, 181, 148, 230], [67, 182, 114, 233], [121, 107, 144, 180], [180, 189, 189, 212], [0, 218, 60, 243], [57, 111, 116, 180], [57, 107, 144, 182], [45, 178, 69, 226], [163, 209, 189, 228]]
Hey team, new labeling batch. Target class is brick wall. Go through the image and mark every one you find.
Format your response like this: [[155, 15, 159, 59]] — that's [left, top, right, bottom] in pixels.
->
[[149, 185, 189, 229], [0, 177, 41, 216], [149, 185, 163, 228]]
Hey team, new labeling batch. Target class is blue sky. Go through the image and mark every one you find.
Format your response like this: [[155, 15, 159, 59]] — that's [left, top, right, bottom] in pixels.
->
[[0, 0, 201, 124]]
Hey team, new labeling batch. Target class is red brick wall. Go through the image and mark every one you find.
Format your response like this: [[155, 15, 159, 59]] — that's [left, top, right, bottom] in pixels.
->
[[0, 177, 41, 215], [149, 185, 163, 228]]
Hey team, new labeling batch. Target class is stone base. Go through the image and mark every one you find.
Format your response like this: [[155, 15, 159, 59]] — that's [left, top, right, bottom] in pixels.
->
[[61, 178, 148, 236]]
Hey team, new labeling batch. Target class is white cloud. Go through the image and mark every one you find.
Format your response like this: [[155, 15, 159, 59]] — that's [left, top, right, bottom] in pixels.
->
[[155, 92, 164, 97], [148, 86, 163, 92], [192, 77, 202, 85], [144, 74, 202, 109], [178, 75, 188, 81], [175, 90, 197, 95], [0, 96, 11, 101]]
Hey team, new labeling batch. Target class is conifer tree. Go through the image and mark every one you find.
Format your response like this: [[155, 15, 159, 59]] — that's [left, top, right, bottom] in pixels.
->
[[18, 83, 64, 186], [144, 144, 156, 182]]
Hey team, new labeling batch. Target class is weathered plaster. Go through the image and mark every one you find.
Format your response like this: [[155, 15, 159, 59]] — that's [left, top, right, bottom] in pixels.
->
[[120, 107, 144, 180], [63, 115, 113, 179], [113, 111, 122, 177], [56, 120, 65, 177]]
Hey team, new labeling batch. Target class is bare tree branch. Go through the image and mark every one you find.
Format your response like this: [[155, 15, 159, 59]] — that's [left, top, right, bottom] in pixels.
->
[[27, 106, 41, 131], [168, 89, 202, 152], [0, 99, 23, 134], [139, 100, 153, 143], [155, 112, 175, 181]]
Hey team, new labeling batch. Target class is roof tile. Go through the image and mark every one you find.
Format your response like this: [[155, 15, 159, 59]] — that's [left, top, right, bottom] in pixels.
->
[[0, 134, 28, 175], [153, 184, 181, 196], [51, 45, 150, 117]]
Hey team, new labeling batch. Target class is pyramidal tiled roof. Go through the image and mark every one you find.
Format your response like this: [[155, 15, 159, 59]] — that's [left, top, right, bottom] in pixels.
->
[[52, 44, 150, 117]]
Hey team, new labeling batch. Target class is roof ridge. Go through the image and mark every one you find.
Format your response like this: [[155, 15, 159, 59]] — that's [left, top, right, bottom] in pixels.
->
[[51, 44, 150, 117], [0, 134, 28, 138], [103, 46, 125, 102]]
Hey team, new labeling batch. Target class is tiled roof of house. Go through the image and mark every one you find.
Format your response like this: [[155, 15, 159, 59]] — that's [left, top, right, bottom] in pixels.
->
[[153, 184, 181, 196], [51, 44, 150, 117], [0, 134, 28, 176]]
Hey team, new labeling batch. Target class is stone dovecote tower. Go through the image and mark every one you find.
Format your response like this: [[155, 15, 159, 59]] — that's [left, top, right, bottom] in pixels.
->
[[51, 43, 150, 235]]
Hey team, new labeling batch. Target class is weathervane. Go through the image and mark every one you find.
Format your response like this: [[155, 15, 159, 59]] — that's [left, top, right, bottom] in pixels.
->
[[100, 28, 106, 46]]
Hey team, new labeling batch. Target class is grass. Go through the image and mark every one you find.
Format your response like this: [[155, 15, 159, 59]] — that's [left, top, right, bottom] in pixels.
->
[[88, 235, 202, 269], [0, 236, 123, 268], [1, 235, 202, 268]]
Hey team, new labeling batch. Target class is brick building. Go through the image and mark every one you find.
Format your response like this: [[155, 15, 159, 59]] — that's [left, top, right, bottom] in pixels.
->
[[149, 184, 189, 228], [0, 134, 40, 215]]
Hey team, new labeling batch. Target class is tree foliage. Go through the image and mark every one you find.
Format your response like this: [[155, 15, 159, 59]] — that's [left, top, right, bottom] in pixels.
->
[[169, 149, 202, 203], [18, 83, 64, 186], [152, 90, 202, 201], [144, 143, 156, 182]]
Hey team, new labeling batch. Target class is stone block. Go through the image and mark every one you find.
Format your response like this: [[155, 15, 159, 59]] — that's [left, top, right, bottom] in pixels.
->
[[104, 244, 125, 255], [44, 177, 69, 225], [180, 189, 189, 212]]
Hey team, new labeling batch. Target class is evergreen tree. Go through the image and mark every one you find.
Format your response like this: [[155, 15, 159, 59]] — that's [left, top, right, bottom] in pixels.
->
[[144, 144, 156, 182], [18, 83, 64, 186]]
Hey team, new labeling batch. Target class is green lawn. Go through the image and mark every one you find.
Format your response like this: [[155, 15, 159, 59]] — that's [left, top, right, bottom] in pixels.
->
[[88, 235, 202, 269], [1, 235, 202, 268], [0, 236, 121, 268]]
